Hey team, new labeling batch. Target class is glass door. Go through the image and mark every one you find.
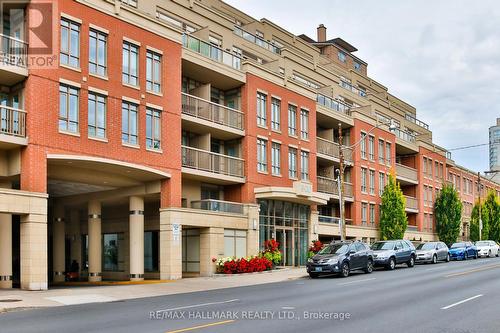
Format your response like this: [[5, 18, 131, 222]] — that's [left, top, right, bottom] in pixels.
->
[[275, 228, 294, 266]]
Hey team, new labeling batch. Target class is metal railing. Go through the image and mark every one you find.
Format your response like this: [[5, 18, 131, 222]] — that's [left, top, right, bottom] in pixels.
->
[[191, 199, 244, 214], [339, 80, 367, 98], [316, 94, 351, 115], [0, 34, 28, 68], [316, 137, 353, 163], [404, 196, 419, 211], [182, 146, 244, 178], [407, 225, 418, 232], [233, 26, 281, 54], [317, 176, 353, 197], [396, 163, 418, 181], [318, 215, 340, 224], [405, 114, 429, 130], [182, 33, 242, 70], [181, 93, 244, 131], [0, 105, 26, 138], [394, 128, 416, 143]]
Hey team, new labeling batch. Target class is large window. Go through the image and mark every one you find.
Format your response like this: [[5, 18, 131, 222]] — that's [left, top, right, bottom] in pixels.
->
[[88, 92, 106, 139], [360, 132, 367, 159], [122, 41, 139, 86], [60, 18, 80, 67], [257, 92, 267, 127], [369, 204, 375, 226], [288, 147, 297, 179], [300, 108, 309, 140], [224, 229, 247, 258], [378, 139, 385, 164], [361, 203, 367, 225], [146, 108, 161, 150], [271, 142, 281, 175], [122, 101, 138, 145], [369, 170, 375, 195], [288, 104, 297, 136], [144, 231, 159, 272], [59, 84, 79, 133], [146, 50, 162, 93], [257, 138, 267, 172], [368, 135, 375, 161], [103, 233, 123, 272], [300, 150, 309, 180], [379, 172, 385, 196], [361, 168, 367, 193], [271, 97, 280, 131], [385, 142, 392, 164], [89, 29, 107, 76]]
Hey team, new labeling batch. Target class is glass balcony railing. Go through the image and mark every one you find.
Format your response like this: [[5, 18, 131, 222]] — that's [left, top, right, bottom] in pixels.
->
[[339, 80, 367, 98], [394, 128, 416, 143], [0, 105, 26, 138], [182, 146, 244, 178], [182, 33, 241, 70], [405, 114, 429, 130], [191, 199, 244, 214], [233, 26, 281, 54], [318, 215, 340, 224], [0, 34, 28, 69], [316, 94, 351, 115]]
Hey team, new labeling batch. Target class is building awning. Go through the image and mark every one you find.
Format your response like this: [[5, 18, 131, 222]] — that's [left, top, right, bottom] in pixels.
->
[[254, 181, 329, 205]]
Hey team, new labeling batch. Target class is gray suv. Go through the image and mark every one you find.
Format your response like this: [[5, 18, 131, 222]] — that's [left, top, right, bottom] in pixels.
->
[[371, 240, 416, 270]]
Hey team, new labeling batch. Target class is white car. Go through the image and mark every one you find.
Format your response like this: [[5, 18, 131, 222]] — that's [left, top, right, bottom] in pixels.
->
[[475, 241, 499, 258]]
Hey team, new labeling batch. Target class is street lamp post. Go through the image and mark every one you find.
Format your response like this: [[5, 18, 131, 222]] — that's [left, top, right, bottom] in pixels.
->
[[477, 172, 482, 241]]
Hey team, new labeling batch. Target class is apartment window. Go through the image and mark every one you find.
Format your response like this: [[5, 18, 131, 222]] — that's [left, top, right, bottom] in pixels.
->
[[257, 138, 267, 172], [121, 0, 137, 7], [271, 98, 281, 131], [369, 204, 375, 226], [429, 158, 433, 177], [122, 101, 138, 145], [423, 158, 428, 175], [288, 104, 297, 136], [423, 186, 428, 207], [224, 229, 247, 258], [361, 168, 367, 193], [379, 172, 385, 196], [429, 187, 434, 206], [59, 84, 79, 133], [89, 29, 107, 76], [60, 18, 80, 67], [369, 170, 375, 195], [88, 92, 106, 139], [146, 108, 161, 150], [300, 150, 309, 180], [122, 41, 139, 86], [257, 92, 267, 127], [288, 147, 297, 179], [361, 203, 367, 226], [368, 135, 375, 161], [385, 142, 392, 164], [271, 142, 281, 175], [360, 132, 367, 159], [378, 139, 385, 164], [146, 50, 162, 93], [435, 161, 439, 179], [300, 108, 309, 140], [338, 51, 346, 63], [354, 62, 361, 72]]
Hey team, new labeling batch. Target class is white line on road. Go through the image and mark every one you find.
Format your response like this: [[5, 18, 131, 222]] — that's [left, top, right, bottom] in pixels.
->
[[155, 299, 239, 313], [337, 278, 376, 286], [441, 294, 483, 310], [425, 266, 448, 272], [281, 306, 295, 310]]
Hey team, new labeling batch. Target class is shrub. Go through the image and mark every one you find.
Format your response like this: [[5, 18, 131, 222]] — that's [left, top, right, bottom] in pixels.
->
[[261, 239, 282, 265], [308, 240, 323, 258]]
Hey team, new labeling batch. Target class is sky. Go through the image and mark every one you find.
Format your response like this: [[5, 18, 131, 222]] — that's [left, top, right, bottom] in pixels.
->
[[225, 0, 500, 173]]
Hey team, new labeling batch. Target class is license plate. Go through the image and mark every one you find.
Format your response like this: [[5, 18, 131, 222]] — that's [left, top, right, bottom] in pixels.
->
[[314, 267, 322, 272]]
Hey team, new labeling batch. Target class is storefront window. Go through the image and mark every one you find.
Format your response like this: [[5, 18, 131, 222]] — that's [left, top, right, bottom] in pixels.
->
[[103, 233, 124, 272], [144, 231, 159, 272]]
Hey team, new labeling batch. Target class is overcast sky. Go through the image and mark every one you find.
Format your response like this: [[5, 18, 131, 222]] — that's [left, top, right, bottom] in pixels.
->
[[225, 0, 500, 173]]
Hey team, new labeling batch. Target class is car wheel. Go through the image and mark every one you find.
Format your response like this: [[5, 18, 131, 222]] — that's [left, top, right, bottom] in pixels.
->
[[474, 251, 478, 259], [464, 252, 468, 260], [496, 252, 499, 258], [446, 253, 450, 262], [364, 259, 374, 274], [432, 254, 437, 264], [386, 257, 396, 270], [488, 250, 492, 258], [407, 255, 415, 268], [340, 262, 350, 278], [309, 272, 319, 279]]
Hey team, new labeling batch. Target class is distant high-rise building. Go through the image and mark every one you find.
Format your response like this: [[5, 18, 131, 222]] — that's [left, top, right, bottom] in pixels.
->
[[490, 118, 500, 171]]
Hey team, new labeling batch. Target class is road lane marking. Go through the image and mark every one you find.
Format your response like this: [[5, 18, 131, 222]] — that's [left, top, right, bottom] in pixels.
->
[[282, 306, 295, 310], [156, 299, 239, 313], [445, 264, 500, 278], [337, 278, 376, 286], [425, 266, 448, 271], [441, 294, 483, 310], [165, 320, 235, 333]]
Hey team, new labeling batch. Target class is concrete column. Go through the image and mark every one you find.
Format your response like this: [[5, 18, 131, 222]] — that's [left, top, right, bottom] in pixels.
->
[[129, 196, 144, 281], [52, 205, 65, 283], [199, 227, 224, 277], [0, 213, 12, 288], [20, 213, 48, 290], [309, 210, 319, 244], [159, 209, 182, 280], [245, 204, 260, 256], [69, 210, 81, 270], [88, 200, 102, 282]]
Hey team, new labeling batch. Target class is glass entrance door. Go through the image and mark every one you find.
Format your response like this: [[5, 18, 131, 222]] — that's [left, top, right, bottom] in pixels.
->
[[276, 228, 294, 266]]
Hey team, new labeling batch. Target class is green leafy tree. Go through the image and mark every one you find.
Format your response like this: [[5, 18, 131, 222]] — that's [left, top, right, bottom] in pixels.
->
[[380, 174, 407, 240], [471, 191, 500, 242], [434, 184, 462, 245]]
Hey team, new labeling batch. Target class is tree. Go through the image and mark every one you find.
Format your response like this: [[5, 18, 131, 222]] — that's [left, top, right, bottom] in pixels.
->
[[471, 191, 500, 242], [380, 173, 407, 240], [434, 184, 462, 245]]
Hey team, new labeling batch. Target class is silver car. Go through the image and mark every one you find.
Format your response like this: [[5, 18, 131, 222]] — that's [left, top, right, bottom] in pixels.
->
[[416, 241, 450, 264]]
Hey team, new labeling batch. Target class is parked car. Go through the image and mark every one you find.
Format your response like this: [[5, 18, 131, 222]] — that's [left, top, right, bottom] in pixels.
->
[[306, 241, 374, 278], [371, 240, 416, 270], [415, 242, 450, 264], [449, 242, 477, 260], [475, 240, 500, 258]]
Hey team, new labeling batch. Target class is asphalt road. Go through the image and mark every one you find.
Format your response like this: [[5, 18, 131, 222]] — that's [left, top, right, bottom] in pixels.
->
[[2, 257, 500, 333]]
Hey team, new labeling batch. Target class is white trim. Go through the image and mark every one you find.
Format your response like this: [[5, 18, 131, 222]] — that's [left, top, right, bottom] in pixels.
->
[[146, 102, 163, 111], [89, 23, 109, 34], [271, 139, 282, 144], [146, 45, 163, 55], [88, 86, 108, 96], [256, 89, 268, 95], [288, 144, 298, 149], [59, 78, 81, 88], [122, 96, 140, 105], [301, 147, 310, 152], [123, 36, 141, 46], [257, 135, 268, 140], [288, 102, 298, 107], [271, 95, 281, 100], [60, 63, 82, 73], [61, 13, 82, 24]]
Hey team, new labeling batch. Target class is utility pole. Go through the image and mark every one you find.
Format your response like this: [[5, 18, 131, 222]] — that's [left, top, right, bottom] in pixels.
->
[[338, 123, 346, 241], [478, 172, 482, 241]]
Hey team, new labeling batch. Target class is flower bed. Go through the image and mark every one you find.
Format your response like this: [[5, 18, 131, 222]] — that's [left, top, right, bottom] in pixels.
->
[[213, 256, 273, 274]]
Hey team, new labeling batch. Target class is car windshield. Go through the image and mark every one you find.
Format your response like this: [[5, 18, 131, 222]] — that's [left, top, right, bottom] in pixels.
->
[[371, 242, 395, 250], [475, 241, 489, 246], [451, 243, 465, 249], [416, 243, 436, 250], [318, 243, 349, 255]]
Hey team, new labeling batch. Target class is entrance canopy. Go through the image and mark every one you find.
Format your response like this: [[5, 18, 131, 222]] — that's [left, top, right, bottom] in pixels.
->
[[254, 181, 329, 206]]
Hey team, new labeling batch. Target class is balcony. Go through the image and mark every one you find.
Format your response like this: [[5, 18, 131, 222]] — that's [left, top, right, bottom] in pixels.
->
[[181, 146, 245, 183], [318, 215, 340, 224], [316, 94, 351, 116], [407, 225, 418, 232], [317, 176, 353, 199], [395, 163, 418, 184], [405, 114, 429, 130], [316, 137, 353, 164], [233, 26, 281, 54], [182, 33, 241, 70], [404, 196, 419, 213], [339, 80, 367, 98], [394, 128, 416, 143], [191, 199, 244, 215], [0, 34, 28, 84], [181, 93, 244, 138], [0, 105, 27, 148]]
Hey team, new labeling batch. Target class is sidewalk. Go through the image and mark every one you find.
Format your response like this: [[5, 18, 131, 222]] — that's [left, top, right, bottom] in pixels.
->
[[0, 268, 308, 313]]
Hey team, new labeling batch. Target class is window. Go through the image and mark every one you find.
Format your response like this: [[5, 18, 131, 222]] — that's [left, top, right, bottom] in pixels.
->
[[288, 104, 297, 136], [368, 135, 375, 161], [122, 101, 138, 145], [121, 0, 137, 7], [369, 170, 375, 195], [257, 138, 267, 172], [423, 157, 428, 175], [435, 161, 439, 179], [103, 233, 123, 271], [146, 108, 161, 150], [60, 18, 80, 67], [224, 229, 247, 258], [271, 142, 281, 175], [146, 50, 162, 93], [338, 51, 346, 63], [300, 108, 309, 140], [423, 186, 428, 207], [385, 142, 392, 164], [271, 97, 281, 131], [257, 92, 267, 127], [122, 41, 139, 86], [89, 29, 107, 76], [360, 132, 367, 159], [88, 92, 106, 139], [361, 203, 367, 225], [288, 147, 297, 179], [361, 168, 367, 193], [369, 204, 375, 226], [354, 62, 361, 72], [379, 172, 385, 196], [144, 231, 159, 272], [59, 84, 79, 133], [300, 150, 309, 180], [378, 139, 385, 163]]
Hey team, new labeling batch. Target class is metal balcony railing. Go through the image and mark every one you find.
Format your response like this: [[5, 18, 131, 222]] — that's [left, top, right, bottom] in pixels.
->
[[339, 80, 367, 98], [233, 26, 281, 54], [394, 128, 416, 143], [182, 33, 242, 70], [404, 196, 419, 211], [181, 93, 244, 131], [0, 105, 26, 138], [182, 146, 244, 178], [0, 34, 27, 68], [316, 137, 353, 163], [316, 94, 351, 115], [317, 176, 353, 197], [318, 215, 340, 224], [405, 114, 429, 130], [191, 199, 244, 214], [396, 163, 418, 181]]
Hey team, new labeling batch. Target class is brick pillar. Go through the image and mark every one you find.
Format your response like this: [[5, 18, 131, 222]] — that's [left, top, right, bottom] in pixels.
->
[[20, 213, 48, 290], [199, 227, 224, 277]]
